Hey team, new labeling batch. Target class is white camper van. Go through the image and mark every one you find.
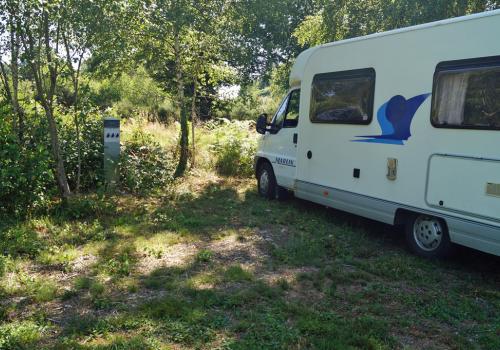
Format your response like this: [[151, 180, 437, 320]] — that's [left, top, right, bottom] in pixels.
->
[[254, 10, 500, 258]]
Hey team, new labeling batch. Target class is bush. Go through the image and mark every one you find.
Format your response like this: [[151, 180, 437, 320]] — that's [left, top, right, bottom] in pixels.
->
[[60, 111, 104, 191], [210, 120, 257, 177], [0, 321, 43, 350], [0, 223, 45, 258], [0, 117, 54, 216], [217, 82, 280, 121], [52, 195, 116, 221], [1, 106, 107, 216], [120, 129, 175, 195]]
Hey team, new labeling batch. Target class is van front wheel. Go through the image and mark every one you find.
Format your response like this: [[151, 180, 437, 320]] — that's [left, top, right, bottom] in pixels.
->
[[405, 214, 453, 258], [257, 162, 277, 200]]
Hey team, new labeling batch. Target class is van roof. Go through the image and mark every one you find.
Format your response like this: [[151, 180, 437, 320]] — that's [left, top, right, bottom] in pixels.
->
[[289, 9, 500, 88]]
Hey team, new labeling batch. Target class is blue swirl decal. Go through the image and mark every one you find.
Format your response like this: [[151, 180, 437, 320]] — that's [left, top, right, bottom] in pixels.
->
[[353, 93, 430, 145]]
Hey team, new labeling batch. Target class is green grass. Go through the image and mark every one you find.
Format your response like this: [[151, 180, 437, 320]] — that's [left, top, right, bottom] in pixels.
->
[[0, 320, 44, 349], [1, 172, 499, 349]]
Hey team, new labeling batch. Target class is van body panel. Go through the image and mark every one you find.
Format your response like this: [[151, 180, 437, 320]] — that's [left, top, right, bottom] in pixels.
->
[[295, 180, 397, 224], [426, 154, 500, 222]]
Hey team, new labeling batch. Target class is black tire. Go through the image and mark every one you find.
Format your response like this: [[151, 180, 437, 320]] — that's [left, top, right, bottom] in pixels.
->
[[257, 162, 278, 200], [404, 214, 454, 258]]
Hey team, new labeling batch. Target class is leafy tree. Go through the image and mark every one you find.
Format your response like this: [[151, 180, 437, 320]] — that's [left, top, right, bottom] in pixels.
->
[[293, 0, 500, 48], [224, 0, 321, 82], [15, 0, 72, 197], [60, 0, 108, 192], [141, 0, 232, 177]]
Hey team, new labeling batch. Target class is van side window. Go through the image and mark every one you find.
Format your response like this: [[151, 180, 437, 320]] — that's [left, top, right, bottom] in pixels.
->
[[432, 56, 500, 130], [283, 89, 300, 128], [310, 68, 375, 124]]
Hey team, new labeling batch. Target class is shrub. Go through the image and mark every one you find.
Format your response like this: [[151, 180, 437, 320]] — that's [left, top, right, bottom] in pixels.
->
[[210, 120, 257, 177], [0, 321, 43, 350], [53, 195, 115, 221], [0, 223, 44, 258], [119, 129, 175, 195], [60, 111, 104, 191], [0, 255, 6, 278], [0, 118, 54, 216]]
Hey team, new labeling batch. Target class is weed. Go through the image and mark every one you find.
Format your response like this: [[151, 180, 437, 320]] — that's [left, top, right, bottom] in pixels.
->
[[223, 265, 254, 282], [276, 278, 290, 290], [33, 281, 59, 302], [104, 250, 136, 277], [195, 249, 214, 263], [74, 276, 92, 290], [90, 281, 105, 297], [0, 321, 44, 349], [143, 247, 163, 259], [0, 224, 44, 258]]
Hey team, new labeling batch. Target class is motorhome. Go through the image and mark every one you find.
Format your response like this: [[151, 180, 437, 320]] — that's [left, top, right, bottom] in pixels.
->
[[254, 10, 500, 258]]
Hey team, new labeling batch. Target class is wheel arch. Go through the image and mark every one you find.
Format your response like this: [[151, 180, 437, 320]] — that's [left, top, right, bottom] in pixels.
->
[[394, 208, 449, 231], [255, 156, 273, 178], [394, 208, 414, 227]]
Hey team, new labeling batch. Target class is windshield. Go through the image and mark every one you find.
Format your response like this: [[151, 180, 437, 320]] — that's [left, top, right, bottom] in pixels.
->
[[272, 94, 290, 127]]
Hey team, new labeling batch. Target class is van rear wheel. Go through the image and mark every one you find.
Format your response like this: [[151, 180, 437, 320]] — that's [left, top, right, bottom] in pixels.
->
[[257, 162, 277, 199], [405, 214, 453, 258]]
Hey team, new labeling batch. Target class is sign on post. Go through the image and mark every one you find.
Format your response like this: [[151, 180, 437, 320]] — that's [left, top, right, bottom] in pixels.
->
[[103, 118, 120, 189]]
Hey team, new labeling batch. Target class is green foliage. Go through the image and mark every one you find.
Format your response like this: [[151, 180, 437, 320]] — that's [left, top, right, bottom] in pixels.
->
[[54, 195, 116, 221], [0, 321, 43, 350], [89, 68, 174, 122], [221, 82, 280, 120], [87, 79, 122, 110], [32, 280, 59, 302], [60, 112, 104, 191], [292, 12, 327, 47], [0, 223, 44, 258], [293, 1, 500, 48], [104, 250, 135, 277], [119, 129, 175, 195], [195, 249, 214, 263], [223, 264, 254, 282], [210, 120, 257, 177], [0, 255, 6, 278], [0, 106, 108, 217], [0, 118, 53, 216], [225, 0, 320, 81]]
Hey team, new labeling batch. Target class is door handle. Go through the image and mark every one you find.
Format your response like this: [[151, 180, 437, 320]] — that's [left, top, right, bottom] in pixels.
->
[[293, 133, 298, 144]]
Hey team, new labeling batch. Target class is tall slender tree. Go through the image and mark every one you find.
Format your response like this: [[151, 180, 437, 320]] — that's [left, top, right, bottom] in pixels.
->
[[0, 0, 25, 141], [17, 0, 72, 198], [142, 0, 228, 177]]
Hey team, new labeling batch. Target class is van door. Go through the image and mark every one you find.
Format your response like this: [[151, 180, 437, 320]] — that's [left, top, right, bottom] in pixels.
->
[[264, 89, 300, 189]]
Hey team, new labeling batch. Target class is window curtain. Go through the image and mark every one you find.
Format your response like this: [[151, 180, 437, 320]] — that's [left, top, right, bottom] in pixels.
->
[[436, 72, 470, 125]]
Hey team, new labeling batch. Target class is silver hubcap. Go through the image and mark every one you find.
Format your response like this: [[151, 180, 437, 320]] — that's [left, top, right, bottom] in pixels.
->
[[259, 170, 269, 194], [413, 216, 443, 252]]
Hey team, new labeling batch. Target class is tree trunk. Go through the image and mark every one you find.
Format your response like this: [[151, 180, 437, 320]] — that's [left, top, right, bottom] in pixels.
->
[[75, 110, 82, 193], [62, 33, 84, 194], [190, 80, 197, 169], [44, 103, 71, 198], [10, 26, 25, 142], [174, 32, 188, 178], [0, 23, 25, 142]]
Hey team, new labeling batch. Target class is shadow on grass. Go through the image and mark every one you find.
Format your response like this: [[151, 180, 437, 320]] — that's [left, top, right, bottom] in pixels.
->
[[3, 176, 500, 349], [57, 254, 398, 350]]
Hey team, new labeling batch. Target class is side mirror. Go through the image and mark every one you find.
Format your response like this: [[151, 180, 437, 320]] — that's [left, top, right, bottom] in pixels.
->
[[256, 113, 268, 134]]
